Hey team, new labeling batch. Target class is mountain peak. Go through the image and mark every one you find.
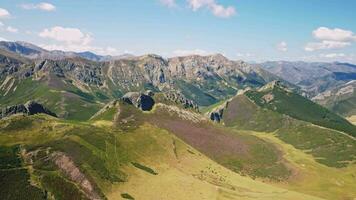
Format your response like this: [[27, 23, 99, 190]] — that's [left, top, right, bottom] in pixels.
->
[[258, 80, 288, 92]]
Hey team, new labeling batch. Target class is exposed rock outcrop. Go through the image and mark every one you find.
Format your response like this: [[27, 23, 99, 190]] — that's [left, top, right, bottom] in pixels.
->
[[0, 101, 57, 119], [208, 101, 230, 123], [164, 91, 199, 111], [122, 92, 155, 111], [50, 152, 102, 200]]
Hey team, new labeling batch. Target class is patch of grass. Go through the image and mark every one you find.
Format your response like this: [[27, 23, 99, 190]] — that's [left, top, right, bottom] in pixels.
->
[[276, 123, 356, 168], [39, 172, 88, 200], [41, 138, 126, 183], [175, 80, 218, 106], [225, 95, 356, 168], [0, 169, 46, 200], [0, 145, 22, 169], [1, 117, 33, 132], [131, 162, 158, 175], [0, 145, 46, 200]]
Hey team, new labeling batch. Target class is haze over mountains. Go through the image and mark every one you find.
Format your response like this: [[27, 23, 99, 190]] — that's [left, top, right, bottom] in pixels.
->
[[0, 40, 356, 200]]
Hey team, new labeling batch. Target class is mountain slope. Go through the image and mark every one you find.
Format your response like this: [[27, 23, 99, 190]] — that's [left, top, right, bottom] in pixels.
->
[[259, 61, 356, 97], [207, 82, 356, 167], [0, 106, 323, 200], [244, 81, 356, 136], [313, 80, 356, 117]]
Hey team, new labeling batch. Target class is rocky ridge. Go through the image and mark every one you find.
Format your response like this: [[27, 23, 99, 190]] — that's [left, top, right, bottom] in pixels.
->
[[0, 101, 57, 119]]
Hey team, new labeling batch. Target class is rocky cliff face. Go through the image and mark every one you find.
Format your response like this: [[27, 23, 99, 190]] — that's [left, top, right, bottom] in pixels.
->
[[163, 91, 199, 110], [0, 101, 57, 119], [0, 48, 276, 105], [122, 92, 155, 111]]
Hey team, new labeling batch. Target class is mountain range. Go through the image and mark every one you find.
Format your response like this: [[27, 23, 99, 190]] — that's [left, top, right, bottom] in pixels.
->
[[0, 41, 356, 200]]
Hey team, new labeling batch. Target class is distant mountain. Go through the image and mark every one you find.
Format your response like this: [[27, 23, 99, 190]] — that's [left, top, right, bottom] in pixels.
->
[[0, 41, 45, 58], [0, 41, 110, 61], [258, 61, 356, 97], [313, 80, 356, 117]]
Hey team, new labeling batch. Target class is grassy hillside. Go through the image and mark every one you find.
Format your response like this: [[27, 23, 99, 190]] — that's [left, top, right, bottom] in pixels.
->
[[0, 77, 104, 121], [0, 112, 323, 200], [244, 86, 356, 136], [222, 94, 356, 168]]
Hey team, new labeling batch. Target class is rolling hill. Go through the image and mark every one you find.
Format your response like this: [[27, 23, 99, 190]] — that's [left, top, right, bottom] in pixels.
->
[[0, 99, 325, 200]]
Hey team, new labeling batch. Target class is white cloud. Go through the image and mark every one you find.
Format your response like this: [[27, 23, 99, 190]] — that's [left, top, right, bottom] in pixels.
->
[[39, 26, 92, 45], [187, 0, 236, 18], [6, 26, 18, 33], [21, 2, 56, 11], [173, 49, 210, 56], [277, 41, 288, 52], [0, 21, 3, 27], [319, 53, 346, 58], [305, 27, 356, 51], [0, 8, 10, 18], [313, 27, 356, 42], [0, 36, 7, 41], [39, 26, 119, 55], [304, 40, 350, 52], [160, 0, 176, 7]]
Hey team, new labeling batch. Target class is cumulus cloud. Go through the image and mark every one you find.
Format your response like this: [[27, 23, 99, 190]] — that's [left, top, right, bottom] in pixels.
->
[[313, 27, 356, 42], [277, 41, 288, 52], [21, 2, 56, 11], [173, 49, 210, 56], [305, 40, 350, 52], [39, 26, 92, 45], [159, 0, 176, 7], [187, 0, 236, 18], [39, 26, 119, 55], [0, 8, 10, 18], [6, 26, 18, 33], [305, 27, 356, 51]]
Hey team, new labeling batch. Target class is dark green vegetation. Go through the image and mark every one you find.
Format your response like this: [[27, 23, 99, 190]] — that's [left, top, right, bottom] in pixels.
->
[[131, 162, 158, 175], [245, 85, 356, 136], [222, 94, 356, 168], [175, 80, 219, 106], [0, 145, 46, 200], [0, 77, 102, 121], [121, 193, 135, 200]]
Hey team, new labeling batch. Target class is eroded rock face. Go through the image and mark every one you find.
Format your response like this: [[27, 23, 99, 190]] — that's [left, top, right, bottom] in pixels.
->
[[51, 152, 102, 200], [0, 101, 57, 119], [164, 91, 199, 111], [122, 92, 155, 111], [208, 101, 229, 123]]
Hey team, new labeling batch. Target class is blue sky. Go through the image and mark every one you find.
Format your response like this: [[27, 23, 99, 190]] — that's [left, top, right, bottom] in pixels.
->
[[0, 0, 356, 63]]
